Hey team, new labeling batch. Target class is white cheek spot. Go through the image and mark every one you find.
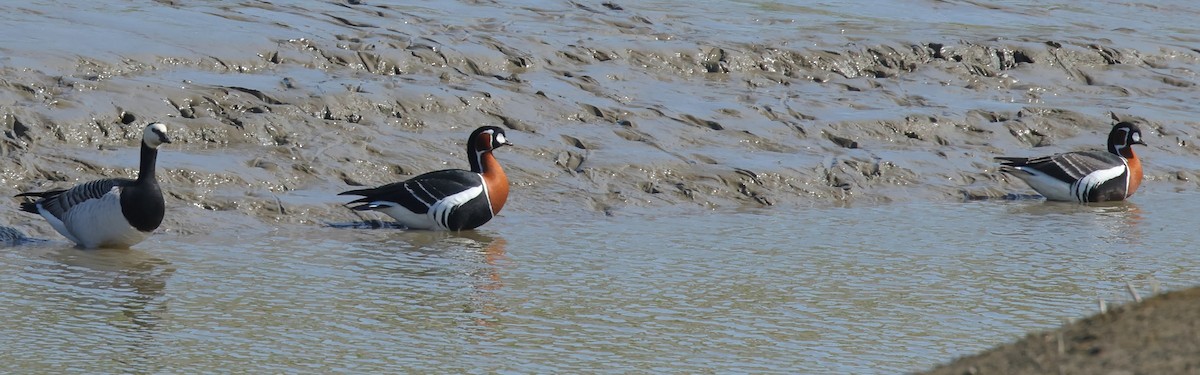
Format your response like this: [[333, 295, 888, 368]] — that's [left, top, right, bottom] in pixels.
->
[[1132, 133, 1141, 142], [496, 134, 507, 144], [143, 123, 169, 148]]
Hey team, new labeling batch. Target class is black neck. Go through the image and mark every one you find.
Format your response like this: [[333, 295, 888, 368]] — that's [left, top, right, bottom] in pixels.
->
[[123, 141, 166, 232], [136, 142, 159, 183], [469, 150, 485, 173], [467, 136, 485, 173], [1108, 142, 1130, 158]]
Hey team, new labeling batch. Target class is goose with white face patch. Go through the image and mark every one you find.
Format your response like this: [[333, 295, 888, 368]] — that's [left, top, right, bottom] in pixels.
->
[[16, 122, 172, 248], [996, 122, 1146, 203], [340, 126, 512, 231]]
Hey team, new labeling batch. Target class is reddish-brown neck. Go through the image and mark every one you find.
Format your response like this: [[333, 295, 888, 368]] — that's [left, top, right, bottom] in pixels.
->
[[479, 150, 509, 215], [1125, 149, 1142, 197]]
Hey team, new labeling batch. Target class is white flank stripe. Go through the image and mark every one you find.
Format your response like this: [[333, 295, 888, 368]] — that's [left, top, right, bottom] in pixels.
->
[[429, 185, 484, 230], [375, 202, 435, 230], [1123, 158, 1133, 194], [1010, 167, 1074, 202], [1073, 163, 1126, 202], [480, 175, 493, 214]]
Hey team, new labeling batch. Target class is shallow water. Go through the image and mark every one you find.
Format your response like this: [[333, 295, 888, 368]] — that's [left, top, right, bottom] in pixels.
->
[[4, 0, 1200, 373], [2, 185, 1195, 373]]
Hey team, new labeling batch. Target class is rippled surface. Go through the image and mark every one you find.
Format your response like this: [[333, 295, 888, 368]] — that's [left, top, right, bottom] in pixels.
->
[[2, 187, 1196, 373], [3, 0, 1200, 373]]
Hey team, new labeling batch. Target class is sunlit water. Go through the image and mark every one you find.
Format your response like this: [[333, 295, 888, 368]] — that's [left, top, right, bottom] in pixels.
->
[[3, 0, 1199, 373], [2, 186, 1196, 374]]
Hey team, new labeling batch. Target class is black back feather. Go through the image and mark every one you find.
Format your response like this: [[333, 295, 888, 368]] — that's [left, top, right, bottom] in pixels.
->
[[340, 169, 482, 214]]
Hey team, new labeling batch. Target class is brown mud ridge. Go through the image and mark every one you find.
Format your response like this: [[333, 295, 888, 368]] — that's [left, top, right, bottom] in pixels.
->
[[0, 2, 1197, 236], [0, 1, 1197, 370], [923, 286, 1200, 374]]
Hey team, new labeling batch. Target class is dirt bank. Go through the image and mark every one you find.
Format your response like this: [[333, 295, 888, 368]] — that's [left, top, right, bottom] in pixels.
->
[[923, 286, 1200, 374]]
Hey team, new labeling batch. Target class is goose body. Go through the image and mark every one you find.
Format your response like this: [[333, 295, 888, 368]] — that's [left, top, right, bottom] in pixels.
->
[[17, 123, 171, 248], [997, 122, 1145, 203], [340, 126, 512, 231]]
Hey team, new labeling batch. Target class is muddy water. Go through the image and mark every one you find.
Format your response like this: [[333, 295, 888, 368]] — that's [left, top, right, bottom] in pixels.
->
[[2, 185, 1195, 373], [3, 0, 1200, 373]]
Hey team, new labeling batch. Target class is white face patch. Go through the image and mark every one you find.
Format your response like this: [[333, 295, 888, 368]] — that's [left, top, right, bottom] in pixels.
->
[[1131, 132, 1141, 143], [495, 133, 507, 145], [143, 123, 170, 148]]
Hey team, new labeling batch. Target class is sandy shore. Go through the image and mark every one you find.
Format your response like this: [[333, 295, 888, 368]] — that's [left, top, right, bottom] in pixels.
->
[[1, 1, 1198, 371]]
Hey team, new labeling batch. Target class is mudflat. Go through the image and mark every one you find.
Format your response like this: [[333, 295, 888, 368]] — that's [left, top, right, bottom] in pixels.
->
[[1, 1, 1197, 372]]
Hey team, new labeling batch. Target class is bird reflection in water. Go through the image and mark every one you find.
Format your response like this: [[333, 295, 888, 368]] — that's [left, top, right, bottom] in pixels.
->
[[470, 236, 507, 328], [1003, 200, 1144, 246], [34, 246, 175, 370], [346, 228, 512, 330], [404, 231, 510, 328], [1113, 202, 1144, 246]]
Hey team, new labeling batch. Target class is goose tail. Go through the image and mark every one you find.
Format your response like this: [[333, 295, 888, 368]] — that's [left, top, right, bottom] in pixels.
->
[[14, 189, 65, 214]]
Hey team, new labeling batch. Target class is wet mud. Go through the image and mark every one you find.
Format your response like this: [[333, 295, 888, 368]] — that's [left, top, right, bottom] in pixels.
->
[[1, 1, 1199, 370], [2, 2, 1198, 237]]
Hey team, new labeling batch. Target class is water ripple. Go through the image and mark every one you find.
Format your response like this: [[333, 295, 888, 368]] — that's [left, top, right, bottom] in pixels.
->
[[3, 191, 1197, 373]]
